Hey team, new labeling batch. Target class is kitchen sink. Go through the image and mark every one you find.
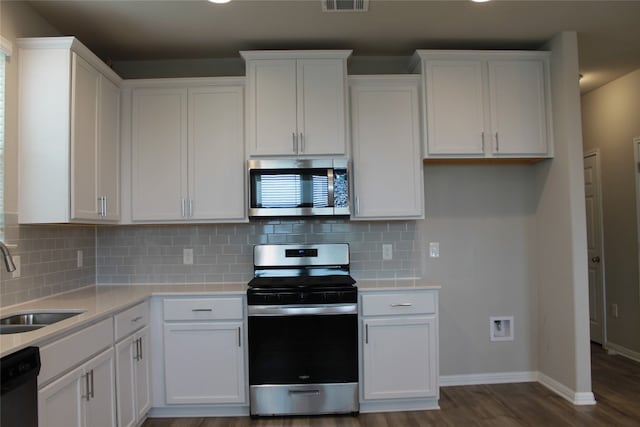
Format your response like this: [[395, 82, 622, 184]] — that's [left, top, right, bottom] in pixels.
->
[[0, 311, 84, 335]]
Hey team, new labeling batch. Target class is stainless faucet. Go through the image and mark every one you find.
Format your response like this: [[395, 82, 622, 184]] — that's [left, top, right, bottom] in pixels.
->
[[0, 241, 16, 273]]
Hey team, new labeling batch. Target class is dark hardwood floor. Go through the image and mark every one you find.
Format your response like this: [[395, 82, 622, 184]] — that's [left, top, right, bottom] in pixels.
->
[[143, 344, 640, 426]]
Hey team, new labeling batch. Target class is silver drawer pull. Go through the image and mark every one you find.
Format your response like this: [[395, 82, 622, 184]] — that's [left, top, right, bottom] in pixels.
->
[[289, 389, 320, 396], [390, 303, 413, 307], [131, 316, 143, 322], [192, 308, 213, 312]]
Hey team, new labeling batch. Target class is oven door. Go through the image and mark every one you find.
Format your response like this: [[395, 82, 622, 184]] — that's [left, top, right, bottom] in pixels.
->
[[248, 303, 359, 416]]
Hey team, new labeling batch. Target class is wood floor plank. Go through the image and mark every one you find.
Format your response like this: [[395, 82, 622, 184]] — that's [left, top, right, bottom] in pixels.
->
[[143, 344, 640, 427]]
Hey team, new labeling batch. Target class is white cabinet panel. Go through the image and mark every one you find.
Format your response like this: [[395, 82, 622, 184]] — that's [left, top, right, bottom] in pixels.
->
[[39, 349, 116, 427], [164, 322, 245, 404], [424, 60, 485, 155], [415, 50, 552, 159], [350, 76, 423, 219], [130, 83, 245, 222], [116, 326, 150, 427], [363, 316, 438, 400], [488, 59, 549, 155], [243, 51, 350, 157], [18, 37, 122, 224], [132, 88, 188, 221]]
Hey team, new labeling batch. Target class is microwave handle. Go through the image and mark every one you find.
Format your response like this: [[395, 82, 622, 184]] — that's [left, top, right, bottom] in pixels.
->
[[327, 167, 334, 207]]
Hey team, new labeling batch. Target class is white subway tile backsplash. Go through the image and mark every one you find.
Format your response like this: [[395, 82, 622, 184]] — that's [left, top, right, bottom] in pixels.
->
[[96, 218, 421, 284]]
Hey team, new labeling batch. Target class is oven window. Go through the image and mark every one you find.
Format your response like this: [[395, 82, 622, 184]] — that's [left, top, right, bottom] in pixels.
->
[[249, 314, 358, 385], [250, 170, 329, 208]]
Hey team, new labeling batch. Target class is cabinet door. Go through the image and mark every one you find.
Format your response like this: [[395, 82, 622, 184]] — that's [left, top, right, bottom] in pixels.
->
[[188, 86, 245, 220], [351, 80, 423, 219], [38, 365, 84, 427], [247, 60, 298, 155], [135, 327, 151, 421], [84, 349, 116, 427], [132, 88, 188, 220], [97, 76, 120, 221], [363, 316, 437, 400], [297, 59, 347, 156], [488, 59, 549, 156], [70, 53, 100, 220], [424, 60, 485, 156], [115, 335, 136, 427], [164, 322, 245, 404]]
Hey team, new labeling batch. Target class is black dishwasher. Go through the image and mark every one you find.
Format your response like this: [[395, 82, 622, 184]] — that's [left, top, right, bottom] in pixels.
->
[[1, 346, 41, 427]]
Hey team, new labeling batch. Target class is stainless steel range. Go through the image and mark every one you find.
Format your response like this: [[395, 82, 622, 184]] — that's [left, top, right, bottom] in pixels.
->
[[247, 243, 358, 417]]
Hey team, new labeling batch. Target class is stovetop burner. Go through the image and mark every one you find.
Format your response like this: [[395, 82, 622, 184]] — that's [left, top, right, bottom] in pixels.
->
[[248, 274, 356, 289]]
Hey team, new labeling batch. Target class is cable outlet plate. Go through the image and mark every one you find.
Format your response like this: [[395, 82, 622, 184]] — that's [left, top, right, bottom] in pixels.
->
[[490, 316, 514, 342]]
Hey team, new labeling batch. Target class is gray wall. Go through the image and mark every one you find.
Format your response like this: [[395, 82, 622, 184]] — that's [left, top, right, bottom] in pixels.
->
[[421, 164, 538, 375], [581, 68, 640, 355], [0, 2, 96, 308], [536, 32, 592, 394]]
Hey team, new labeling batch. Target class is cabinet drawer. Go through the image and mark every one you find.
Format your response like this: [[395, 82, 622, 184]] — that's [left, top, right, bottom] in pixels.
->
[[163, 297, 243, 321], [361, 291, 437, 316], [39, 317, 114, 386], [114, 301, 149, 341]]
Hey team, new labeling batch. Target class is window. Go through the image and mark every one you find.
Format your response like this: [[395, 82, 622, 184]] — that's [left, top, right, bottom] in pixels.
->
[[0, 36, 11, 240]]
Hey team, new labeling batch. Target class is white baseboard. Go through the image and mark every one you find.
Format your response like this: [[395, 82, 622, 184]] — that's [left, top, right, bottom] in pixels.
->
[[605, 341, 640, 363], [537, 372, 596, 406], [440, 371, 537, 386], [441, 371, 596, 406]]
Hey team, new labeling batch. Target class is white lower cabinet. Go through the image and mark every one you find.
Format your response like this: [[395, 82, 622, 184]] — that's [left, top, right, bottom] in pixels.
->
[[360, 289, 439, 411], [163, 322, 245, 404], [115, 301, 151, 427], [161, 297, 246, 406], [39, 348, 116, 427]]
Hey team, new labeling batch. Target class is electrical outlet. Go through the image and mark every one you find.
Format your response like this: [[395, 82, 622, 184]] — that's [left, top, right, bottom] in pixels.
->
[[429, 242, 440, 258], [77, 250, 83, 268], [12, 256, 21, 278], [183, 248, 194, 265], [382, 244, 393, 260]]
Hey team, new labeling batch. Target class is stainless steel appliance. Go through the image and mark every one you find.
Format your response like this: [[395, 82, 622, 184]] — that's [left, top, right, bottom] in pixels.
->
[[247, 243, 358, 416], [1, 346, 41, 427], [248, 159, 350, 217]]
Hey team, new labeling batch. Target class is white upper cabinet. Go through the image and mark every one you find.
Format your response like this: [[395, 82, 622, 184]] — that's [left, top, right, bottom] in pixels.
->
[[130, 80, 245, 223], [413, 50, 552, 159], [242, 51, 351, 157], [18, 37, 122, 224], [349, 76, 424, 220]]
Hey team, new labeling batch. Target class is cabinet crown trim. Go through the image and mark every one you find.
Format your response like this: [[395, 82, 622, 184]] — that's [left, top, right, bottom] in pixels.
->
[[240, 50, 352, 61]]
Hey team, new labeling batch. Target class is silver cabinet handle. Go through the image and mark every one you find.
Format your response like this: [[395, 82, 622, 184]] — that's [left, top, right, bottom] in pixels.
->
[[365, 323, 369, 344], [83, 373, 91, 401], [131, 316, 143, 323], [356, 197, 360, 215], [292, 132, 297, 153], [90, 369, 95, 399], [134, 337, 140, 361], [238, 326, 242, 347], [390, 303, 413, 307], [481, 132, 485, 152], [495, 132, 500, 152], [288, 389, 320, 396], [192, 308, 213, 312], [299, 133, 304, 152], [139, 337, 143, 361], [103, 197, 107, 217], [97, 197, 103, 216], [181, 198, 186, 218], [189, 199, 193, 218]]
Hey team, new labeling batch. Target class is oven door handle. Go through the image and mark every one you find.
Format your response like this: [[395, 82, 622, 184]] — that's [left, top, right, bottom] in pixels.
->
[[248, 303, 357, 316]]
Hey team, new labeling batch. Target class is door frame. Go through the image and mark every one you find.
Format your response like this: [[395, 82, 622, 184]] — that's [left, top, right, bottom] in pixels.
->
[[584, 149, 607, 345], [634, 137, 640, 301]]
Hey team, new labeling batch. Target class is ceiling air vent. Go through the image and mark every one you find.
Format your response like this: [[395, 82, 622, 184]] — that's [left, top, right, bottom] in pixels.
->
[[322, 0, 369, 12]]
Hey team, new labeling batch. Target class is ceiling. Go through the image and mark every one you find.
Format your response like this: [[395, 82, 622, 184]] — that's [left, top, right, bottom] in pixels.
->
[[24, 0, 640, 93]]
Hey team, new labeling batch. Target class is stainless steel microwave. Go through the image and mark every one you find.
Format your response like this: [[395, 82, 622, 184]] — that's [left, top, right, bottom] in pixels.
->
[[248, 159, 350, 217]]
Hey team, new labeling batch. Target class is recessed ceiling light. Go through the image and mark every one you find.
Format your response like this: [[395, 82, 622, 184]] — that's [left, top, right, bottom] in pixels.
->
[[471, 0, 491, 3], [208, 0, 231, 4]]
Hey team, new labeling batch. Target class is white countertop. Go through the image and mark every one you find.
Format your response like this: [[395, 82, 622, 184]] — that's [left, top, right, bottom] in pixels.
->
[[0, 279, 440, 358]]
